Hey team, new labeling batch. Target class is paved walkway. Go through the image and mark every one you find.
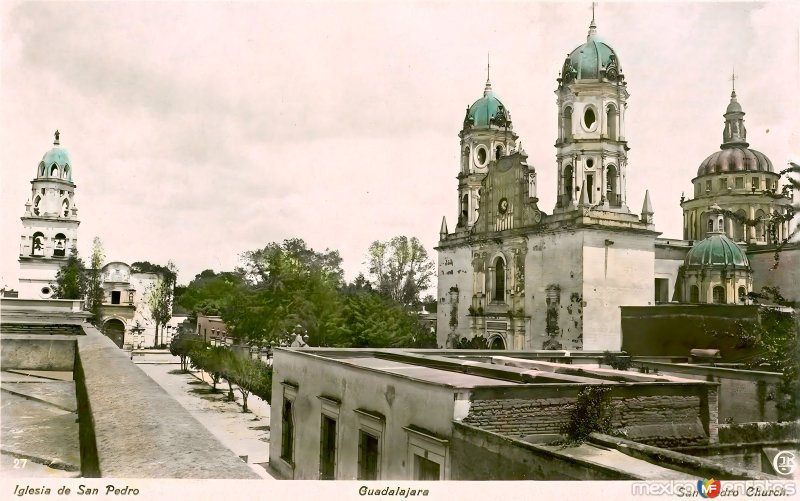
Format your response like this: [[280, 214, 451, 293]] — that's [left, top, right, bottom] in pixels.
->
[[135, 353, 275, 479]]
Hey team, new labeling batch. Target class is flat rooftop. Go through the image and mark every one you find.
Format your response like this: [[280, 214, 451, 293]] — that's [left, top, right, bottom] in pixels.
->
[[337, 356, 520, 388]]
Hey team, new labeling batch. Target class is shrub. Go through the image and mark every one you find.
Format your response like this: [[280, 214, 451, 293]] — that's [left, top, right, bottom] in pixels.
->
[[560, 386, 613, 444]]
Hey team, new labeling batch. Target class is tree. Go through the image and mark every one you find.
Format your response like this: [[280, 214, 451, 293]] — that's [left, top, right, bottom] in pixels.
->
[[169, 325, 201, 372], [223, 239, 345, 346], [147, 261, 177, 348], [227, 354, 270, 413], [86, 237, 105, 326], [339, 291, 434, 348], [52, 248, 87, 300], [367, 236, 435, 307], [176, 269, 244, 320]]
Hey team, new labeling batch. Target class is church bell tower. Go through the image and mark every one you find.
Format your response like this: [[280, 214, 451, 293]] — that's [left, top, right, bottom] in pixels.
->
[[18, 131, 81, 298], [554, 10, 631, 214]]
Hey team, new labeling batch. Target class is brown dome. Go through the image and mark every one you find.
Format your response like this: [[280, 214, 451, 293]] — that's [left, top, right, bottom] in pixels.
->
[[697, 146, 773, 177]]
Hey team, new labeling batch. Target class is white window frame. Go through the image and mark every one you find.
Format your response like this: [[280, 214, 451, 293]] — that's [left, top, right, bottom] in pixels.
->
[[355, 409, 385, 480], [317, 396, 341, 480], [280, 382, 298, 467], [403, 426, 449, 480]]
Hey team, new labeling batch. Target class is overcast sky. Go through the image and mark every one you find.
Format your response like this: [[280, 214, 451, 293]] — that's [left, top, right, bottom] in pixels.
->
[[2, 1, 799, 288]]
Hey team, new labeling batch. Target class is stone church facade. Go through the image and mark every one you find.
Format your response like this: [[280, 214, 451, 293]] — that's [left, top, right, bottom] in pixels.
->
[[436, 16, 797, 351]]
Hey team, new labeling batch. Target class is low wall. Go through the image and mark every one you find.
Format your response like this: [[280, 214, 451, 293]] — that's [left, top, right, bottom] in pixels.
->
[[589, 433, 777, 480], [1, 334, 76, 371], [462, 383, 714, 447], [75, 325, 260, 478], [451, 422, 639, 480], [633, 362, 782, 423]]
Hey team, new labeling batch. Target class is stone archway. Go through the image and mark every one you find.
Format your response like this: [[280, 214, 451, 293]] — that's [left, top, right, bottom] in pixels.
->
[[488, 335, 506, 350], [102, 318, 125, 348]]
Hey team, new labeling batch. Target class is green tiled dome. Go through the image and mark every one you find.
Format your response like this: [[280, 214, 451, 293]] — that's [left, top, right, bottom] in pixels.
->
[[41, 147, 71, 167], [685, 234, 749, 268], [566, 36, 618, 80]]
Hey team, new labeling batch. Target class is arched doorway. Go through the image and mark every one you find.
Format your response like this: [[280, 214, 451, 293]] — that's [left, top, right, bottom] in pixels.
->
[[103, 319, 125, 348], [489, 335, 506, 350]]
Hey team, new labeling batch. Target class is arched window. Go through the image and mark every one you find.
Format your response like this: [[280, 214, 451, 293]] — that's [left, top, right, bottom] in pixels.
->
[[39, 163, 45, 177], [31, 232, 45, 256], [495, 145, 503, 160], [689, 285, 700, 303], [62, 199, 70, 218], [755, 209, 766, 241], [63, 166, 70, 180], [707, 219, 714, 233], [606, 164, 618, 205], [50, 164, 58, 177], [33, 196, 41, 216], [738, 286, 747, 303], [563, 107, 573, 141], [53, 233, 66, 257], [734, 210, 746, 241], [606, 105, 617, 140], [717, 216, 725, 233], [493, 257, 506, 302], [461, 194, 469, 223], [463, 147, 470, 171], [712, 286, 726, 304], [564, 164, 573, 197]]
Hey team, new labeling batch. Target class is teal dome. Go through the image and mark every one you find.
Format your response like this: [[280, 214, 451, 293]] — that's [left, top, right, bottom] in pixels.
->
[[685, 233, 749, 268], [561, 28, 621, 83], [41, 147, 71, 167], [463, 81, 511, 129]]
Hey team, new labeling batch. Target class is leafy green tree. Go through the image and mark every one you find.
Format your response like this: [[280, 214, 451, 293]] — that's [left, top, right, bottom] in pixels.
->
[[169, 327, 201, 372], [227, 354, 270, 413], [86, 237, 105, 326], [367, 236, 435, 307], [176, 269, 243, 316], [147, 261, 177, 348], [52, 248, 87, 300], [223, 239, 345, 346], [339, 292, 434, 348]]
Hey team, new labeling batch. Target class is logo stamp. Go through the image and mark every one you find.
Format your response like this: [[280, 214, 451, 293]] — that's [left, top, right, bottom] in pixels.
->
[[697, 478, 721, 498], [773, 451, 796, 476]]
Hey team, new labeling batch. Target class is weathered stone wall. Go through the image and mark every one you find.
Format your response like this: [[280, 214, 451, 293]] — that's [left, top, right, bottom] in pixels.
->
[[451, 422, 638, 480], [462, 385, 709, 447], [1, 334, 76, 371], [75, 325, 259, 478]]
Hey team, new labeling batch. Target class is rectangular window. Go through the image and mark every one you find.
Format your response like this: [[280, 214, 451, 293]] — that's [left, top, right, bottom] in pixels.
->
[[705, 180, 712, 193], [355, 408, 384, 480], [404, 425, 448, 480], [111, 291, 121, 304], [358, 431, 379, 480], [319, 415, 337, 480], [752, 177, 760, 190], [281, 398, 294, 463], [719, 178, 728, 190], [415, 455, 441, 481], [735, 177, 744, 189], [654, 278, 669, 303]]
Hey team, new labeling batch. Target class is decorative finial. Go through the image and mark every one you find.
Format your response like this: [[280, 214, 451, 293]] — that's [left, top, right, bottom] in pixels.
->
[[730, 67, 737, 96], [487, 52, 491, 83], [588, 2, 598, 39], [54, 130, 60, 146], [483, 52, 493, 96]]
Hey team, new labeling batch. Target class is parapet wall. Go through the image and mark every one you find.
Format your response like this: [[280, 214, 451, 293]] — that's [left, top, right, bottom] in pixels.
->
[[0, 318, 260, 479], [75, 325, 260, 478], [462, 383, 715, 447]]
